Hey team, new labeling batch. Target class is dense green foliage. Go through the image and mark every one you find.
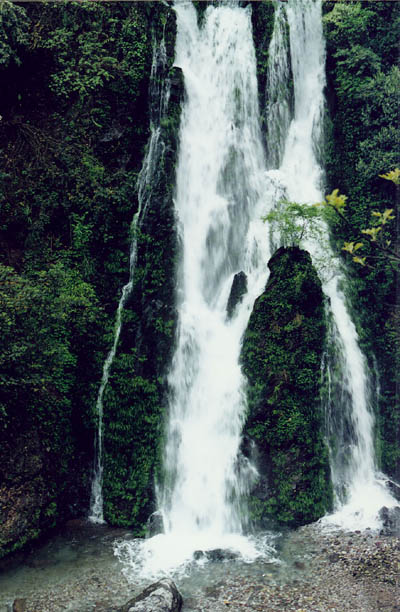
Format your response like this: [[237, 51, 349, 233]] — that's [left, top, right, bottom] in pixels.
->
[[103, 62, 183, 532], [0, 0, 398, 559], [323, 1, 400, 479], [0, 0, 176, 557], [241, 248, 332, 528]]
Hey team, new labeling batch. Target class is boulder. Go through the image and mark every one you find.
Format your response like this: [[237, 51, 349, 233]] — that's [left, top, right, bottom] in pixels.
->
[[193, 548, 239, 562], [120, 579, 182, 612], [379, 505, 400, 536], [193, 550, 205, 560], [226, 271, 247, 319], [147, 511, 164, 537], [205, 548, 239, 562], [386, 479, 400, 502]]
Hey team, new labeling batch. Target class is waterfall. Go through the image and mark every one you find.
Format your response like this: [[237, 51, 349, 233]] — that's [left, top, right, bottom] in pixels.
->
[[159, 0, 268, 539], [157, 0, 277, 564], [114, 1, 279, 576], [89, 38, 171, 524], [265, 0, 396, 530], [114, 0, 396, 578]]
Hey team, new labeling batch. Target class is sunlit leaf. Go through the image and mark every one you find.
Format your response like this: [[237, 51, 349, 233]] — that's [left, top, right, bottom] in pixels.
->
[[379, 168, 400, 185], [361, 227, 382, 241], [325, 188, 348, 211], [342, 241, 355, 253], [353, 256, 366, 266], [381, 208, 395, 224]]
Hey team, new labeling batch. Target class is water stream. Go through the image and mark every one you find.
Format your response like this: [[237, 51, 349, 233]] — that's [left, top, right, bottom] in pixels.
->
[[265, 0, 396, 530]]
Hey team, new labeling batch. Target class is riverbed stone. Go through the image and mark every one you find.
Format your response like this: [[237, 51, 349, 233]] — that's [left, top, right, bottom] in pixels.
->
[[205, 548, 240, 562], [379, 505, 400, 536], [120, 578, 182, 612], [12, 599, 27, 612]]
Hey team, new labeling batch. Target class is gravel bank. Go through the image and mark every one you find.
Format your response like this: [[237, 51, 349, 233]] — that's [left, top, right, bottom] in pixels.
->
[[182, 525, 400, 612], [1, 524, 399, 612]]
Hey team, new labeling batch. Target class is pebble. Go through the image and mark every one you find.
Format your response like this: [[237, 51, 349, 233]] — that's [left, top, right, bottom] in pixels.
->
[[2, 525, 399, 612]]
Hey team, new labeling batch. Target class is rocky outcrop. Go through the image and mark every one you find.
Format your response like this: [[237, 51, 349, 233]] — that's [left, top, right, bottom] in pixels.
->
[[119, 579, 182, 612], [226, 271, 247, 319], [241, 247, 332, 528]]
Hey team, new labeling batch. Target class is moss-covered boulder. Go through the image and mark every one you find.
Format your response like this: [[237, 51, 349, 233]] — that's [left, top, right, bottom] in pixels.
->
[[241, 246, 332, 528]]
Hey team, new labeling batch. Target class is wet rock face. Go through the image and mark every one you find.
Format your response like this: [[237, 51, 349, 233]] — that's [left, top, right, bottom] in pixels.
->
[[102, 16, 184, 532], [0, 424, 89, 560], [386, 479, 400, 502], [226, 271, 248, 319], [120, 578, 183, 612], [147, 511, 164, 537], [379, 505, 400, 536]]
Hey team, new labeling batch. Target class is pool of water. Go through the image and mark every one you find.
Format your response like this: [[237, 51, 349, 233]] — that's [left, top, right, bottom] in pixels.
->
[[0, 521, 321, 612]]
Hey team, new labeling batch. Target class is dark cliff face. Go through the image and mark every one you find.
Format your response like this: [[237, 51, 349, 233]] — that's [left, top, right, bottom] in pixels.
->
[[241, 247, 332, 528], [102, 53, 183, 531]]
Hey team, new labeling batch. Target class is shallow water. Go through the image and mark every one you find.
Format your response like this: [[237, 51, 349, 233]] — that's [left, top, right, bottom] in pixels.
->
[[0, 522, 326, 612]]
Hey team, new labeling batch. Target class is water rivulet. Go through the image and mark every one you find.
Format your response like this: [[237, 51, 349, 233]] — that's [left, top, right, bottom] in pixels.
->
[[89, 37, 174, 524]]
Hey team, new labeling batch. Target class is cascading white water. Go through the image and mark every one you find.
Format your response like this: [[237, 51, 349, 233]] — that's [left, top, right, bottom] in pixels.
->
[[114, 0, 397, 577], [265, 2, 292, 169], [89, 39, 171, 524], [159, 0, 269, 540], [114, 1, 278, 576], [266, 0, 396, 530]]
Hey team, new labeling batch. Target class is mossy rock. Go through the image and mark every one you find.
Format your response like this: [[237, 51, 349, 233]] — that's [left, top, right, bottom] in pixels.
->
[[241, 247, 332, 528]]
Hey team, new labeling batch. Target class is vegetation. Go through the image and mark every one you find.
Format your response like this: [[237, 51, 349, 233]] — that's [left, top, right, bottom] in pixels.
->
[[241, 247, 332, 528], [323, 0, 400, 479], [0, 0, 398, 559], [0, 0, 177, 557]]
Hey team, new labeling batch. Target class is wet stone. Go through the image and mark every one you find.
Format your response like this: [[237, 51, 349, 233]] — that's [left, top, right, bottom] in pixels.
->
[[13, 600, 27, 612], [204, 549, 240, 562], [146, 511, 164, 537], [119, 578, 182, 612]]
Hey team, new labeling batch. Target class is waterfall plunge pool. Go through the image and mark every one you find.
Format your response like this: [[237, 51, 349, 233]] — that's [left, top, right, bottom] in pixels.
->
[[1, 519, 398, 612]]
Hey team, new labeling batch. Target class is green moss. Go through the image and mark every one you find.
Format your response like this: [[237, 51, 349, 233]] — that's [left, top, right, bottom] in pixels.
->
[[241, 247, 332, 528]]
